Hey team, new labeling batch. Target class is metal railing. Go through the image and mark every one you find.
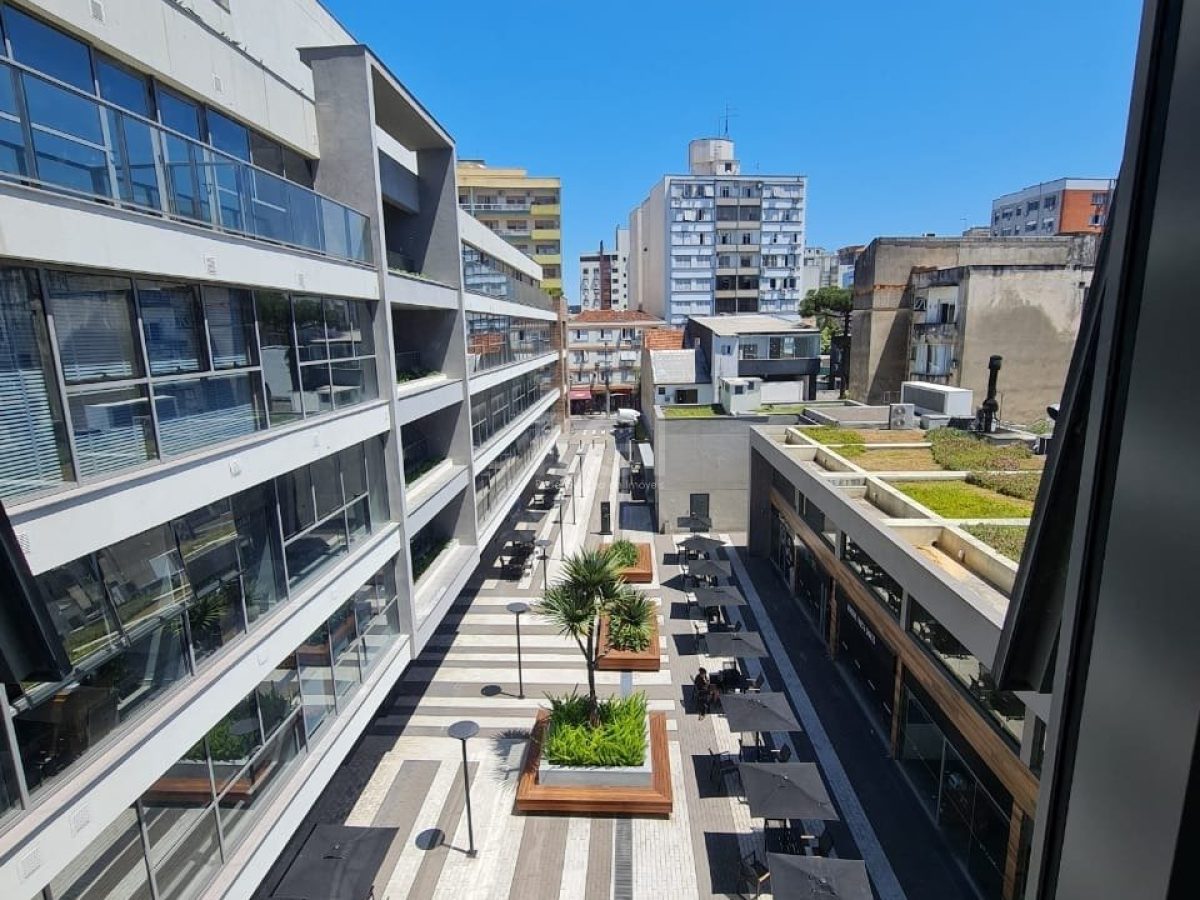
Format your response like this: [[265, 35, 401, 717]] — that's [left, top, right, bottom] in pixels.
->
[[0, 61, 372, 264], [913, 322, 958, 339]]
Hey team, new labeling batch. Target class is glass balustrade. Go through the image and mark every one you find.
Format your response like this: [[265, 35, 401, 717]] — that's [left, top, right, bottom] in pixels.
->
[[0, 62, 372, 264]]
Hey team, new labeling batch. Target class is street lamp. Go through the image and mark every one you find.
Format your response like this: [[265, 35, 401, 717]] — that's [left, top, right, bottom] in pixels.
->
[[506, 602, 529, 699], [575, 447, 586, 497], [535, 537, 551, 584], [447, 720, 479, 857]]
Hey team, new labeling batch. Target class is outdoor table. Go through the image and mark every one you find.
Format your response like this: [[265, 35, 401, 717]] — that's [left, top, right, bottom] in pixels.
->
[[722, 692, 801, 757], [680, 534, 725, 556], [705, 631, 768, 659], [739, 762, 838, 822], [687, 559, 731, 581], [692, 586, 746, 608], [764, 854, 872, 900]]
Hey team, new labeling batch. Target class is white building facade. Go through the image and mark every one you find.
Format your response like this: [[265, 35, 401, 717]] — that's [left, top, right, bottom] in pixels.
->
[[628, 138, 807, 326], [0, 2, 560, 899], [578, 226, 629, 311]]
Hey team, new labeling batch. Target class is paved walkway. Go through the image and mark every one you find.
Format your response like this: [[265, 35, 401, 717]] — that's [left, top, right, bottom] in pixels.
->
[[257, 428, 975, 900]]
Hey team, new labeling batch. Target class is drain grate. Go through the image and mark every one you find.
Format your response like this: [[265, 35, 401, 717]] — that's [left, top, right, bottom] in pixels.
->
[[613, 817, 633, 900]]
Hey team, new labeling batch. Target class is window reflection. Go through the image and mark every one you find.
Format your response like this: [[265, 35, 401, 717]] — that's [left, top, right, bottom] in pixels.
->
[[298, 625, 334, 736], [843, 536, 903, 618], [138, 281, 205, 376], [48, 806, 153, 900]]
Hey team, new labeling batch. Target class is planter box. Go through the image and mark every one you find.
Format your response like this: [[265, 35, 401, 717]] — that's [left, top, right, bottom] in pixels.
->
[[515, 710, 673, 816], [601, 542, 654, 583], [537, 715, 651, 787], [596, 612, 662, 672]]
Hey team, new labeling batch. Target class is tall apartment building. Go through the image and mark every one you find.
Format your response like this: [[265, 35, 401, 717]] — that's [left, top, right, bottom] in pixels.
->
[[457, 161, 563, 296], [565, 308, 663, 414], [801, 246, 840, 295], [578, 227, 629, 311], [0, 3, 561, 899], [628, 138, 807, 326], [990, 178, 1115, 237]]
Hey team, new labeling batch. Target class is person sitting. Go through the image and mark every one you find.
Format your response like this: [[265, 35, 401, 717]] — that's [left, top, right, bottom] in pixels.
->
[[694, 668, 713, 718]]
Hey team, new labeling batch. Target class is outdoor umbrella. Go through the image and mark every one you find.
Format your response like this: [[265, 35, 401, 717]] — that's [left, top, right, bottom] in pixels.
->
[[765, 854, 872, 900], [705, 630, 768, 658], [688, 559, 732, 580], [693, 586, 747, 608], [680, 535, 725, 555], [270, 824, 396, 900], [739, 762, 838, 821], [722, 692, 801, 734]]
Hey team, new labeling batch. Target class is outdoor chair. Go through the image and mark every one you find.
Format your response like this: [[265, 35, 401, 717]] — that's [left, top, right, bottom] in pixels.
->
[[708, 747, 739, 789], [739, 851, 770, 898], [746, 672, 765, 693], [764, 743, 793, 763], [801, 827, 835, 857]]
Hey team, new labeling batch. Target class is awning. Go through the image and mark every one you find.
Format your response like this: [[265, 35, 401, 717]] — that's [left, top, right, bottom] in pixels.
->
[[568, 388, 591, 400]]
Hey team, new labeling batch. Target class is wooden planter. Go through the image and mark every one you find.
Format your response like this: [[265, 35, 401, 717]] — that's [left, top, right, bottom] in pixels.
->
[[514, 709, 672, 816], [601, 542, 654, 584], [596, 613, 661, 671]]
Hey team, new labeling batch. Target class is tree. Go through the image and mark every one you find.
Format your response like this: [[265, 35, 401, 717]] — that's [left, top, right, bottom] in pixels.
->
[[801, 286, 853, 397], [536, 548, 639, 721]]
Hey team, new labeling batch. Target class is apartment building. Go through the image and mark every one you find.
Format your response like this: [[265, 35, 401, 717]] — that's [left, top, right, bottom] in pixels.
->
[[990, 178, 1116, 237], [628, 138, 807, 326], [849, 235, 1096, 406], [457, 160, 562, 296], [565, 308, 663, 414], [578, 226, 629, 311], [0, 3, 560, 899], [747, 424, 1048, 900]]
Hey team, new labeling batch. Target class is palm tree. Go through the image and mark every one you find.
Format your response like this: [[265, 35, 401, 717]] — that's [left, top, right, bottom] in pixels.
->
[[536, 548, 631, 720]]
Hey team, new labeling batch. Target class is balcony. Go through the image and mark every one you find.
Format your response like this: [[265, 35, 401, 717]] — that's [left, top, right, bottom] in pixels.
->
[[463, 264, 555, 311], [466, 201, 531, 213], [396, 350, 438, 384], [530, 202, 561, 216], [914, 322, 959, 340], [0, 61, 372, 264]]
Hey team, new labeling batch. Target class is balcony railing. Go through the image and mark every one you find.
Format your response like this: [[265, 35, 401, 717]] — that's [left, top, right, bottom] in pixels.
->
[[0, 61, 372, 264], [914, 322, 959, 340], [463, 264, 555, 311]]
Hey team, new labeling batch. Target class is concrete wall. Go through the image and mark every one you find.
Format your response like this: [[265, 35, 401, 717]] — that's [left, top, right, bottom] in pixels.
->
[[957, 267, 1088, 423], [629, 181, 666, 319], [849, 236, 1096, 404], [653, 411, 765, 533]]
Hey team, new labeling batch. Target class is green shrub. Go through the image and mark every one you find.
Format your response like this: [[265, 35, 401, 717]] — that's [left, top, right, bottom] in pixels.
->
[[964, 524, 1029, 562], [543, 691, 648, 767], [607, 590, 654, 652], [966, 471, 1041, 502], [928, 428, 1037, 472], [606, 540, 640, 569], [896, 480, 1034, 518], [800, 425, 867, 447]]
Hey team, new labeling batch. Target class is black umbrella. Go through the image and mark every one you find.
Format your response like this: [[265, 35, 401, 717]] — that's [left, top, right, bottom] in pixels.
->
[[271, 824, 397, 900], [765, 854, 872, 900], [688, 559, 731, 580], [693, 586, 746, 608], [722, 691, 801, 734], [680, 535, 724, 555], [705, 631, 769, 658], [739, 762, 838, 821]]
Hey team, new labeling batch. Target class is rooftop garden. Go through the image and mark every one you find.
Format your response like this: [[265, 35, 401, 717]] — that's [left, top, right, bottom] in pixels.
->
[[896, 480, 1035, 519], [928, 428, 1044, 472], [799, 425, 927, 445], [853, 447, 942, 471], [664, 404, 725, 418], [964, 524, 1030, 563], [758, 403, 809, 415]]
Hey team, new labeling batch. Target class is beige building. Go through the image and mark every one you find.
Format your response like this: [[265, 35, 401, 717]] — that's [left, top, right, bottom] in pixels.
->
[[458, 161, 563, 295], [849, 236, 1097, 412]]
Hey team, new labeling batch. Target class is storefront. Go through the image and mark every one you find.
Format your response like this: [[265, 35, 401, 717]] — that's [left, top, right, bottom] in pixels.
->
[[794, 538, 829, 634], [836, 595, 897, 730], [769, 506, 796, 590], [897, 681, 1019, 900]]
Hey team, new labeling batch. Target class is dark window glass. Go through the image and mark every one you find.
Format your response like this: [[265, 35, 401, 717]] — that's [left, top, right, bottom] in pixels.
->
[[202, 286, 257, 368], [95, 55, 152, 117], [217, 717, 302, 851], [292, 296, 327, 362], [323, 298, 354, 359], [67, 385, 157, 477], [277, 465, 315, 540], [310, 453, 342, 519], [231, 482, 287, 624], [157, 89, 202, 139], [249, 131, 284, 175], [256, 654, 301, 737], [46, 272, 142, 383], [339, 445, 367, 501], [149, 804, 222, 900], [97, 524, 194, 633], [138, 280, 206, 376], [22, 72, 109, 196], [4, 6, 94, 91], [297, 624, 334, 735], [300, 362, 333, 415], [173, 500, 247, 663], [255, 291, 302, 425], [328, 598, 360, 698], [36, 557, 115, 666], [843, 536, 903, 618], [206, 108, 249, 161], [285, 514, 347, 588], [204, 694, 263, 792], [281, 145, 313, 188]]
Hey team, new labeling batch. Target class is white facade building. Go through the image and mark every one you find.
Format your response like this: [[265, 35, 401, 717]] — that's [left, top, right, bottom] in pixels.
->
[[578, 226, 629, 311], [628, 138, 807, 326], [0, 3, 560, 899]]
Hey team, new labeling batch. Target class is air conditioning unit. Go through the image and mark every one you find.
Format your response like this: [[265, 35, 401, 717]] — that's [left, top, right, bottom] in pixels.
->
[[920, 413, 951, 430], [888, 403, 916, 430], [901, 381, 973, 417]]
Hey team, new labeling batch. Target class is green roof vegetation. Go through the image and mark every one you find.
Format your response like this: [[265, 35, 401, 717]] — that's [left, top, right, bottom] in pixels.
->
[[928, 428, 1044, 472], [664, 404, 725, 418], [798, 425, 866, 446], [966, 470, 1042, 502], [964, 524, 1030, 562], [896, 480, 1035, 519], [758, 404, 810, 414], [854, 447, 942, 471]]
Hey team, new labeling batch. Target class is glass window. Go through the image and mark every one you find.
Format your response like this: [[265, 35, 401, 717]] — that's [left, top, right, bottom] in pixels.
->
[[149, 803, 222, 900], [205, 694, 263, 793], [843, 536, 903, 618], [95, 54, 152, 117], [366, 437, 389, 526], [249, 131, 284, 175], [205, 108, 249, 161], [152, 371, 265, 456], [67, 385, 158, 478], [310, 453, 343, 519], [330, 357, 376, 408], [47, 272, 142, 383], [355, 563, 401, 671], [22, 72, 109, 196], [37, 556, 117, 665], [339, 445, 367, 501], [138, 280, 206, 375], [4, 6, 94, 91], [202, 286, 257, 369], [48, 806, 153, 900], [277, 464, 316, 540], [255, 291, 302, 425], [328, 599, 360, 698], [97, 524, 194, 632], [231, 482, 286, 625], [292, 296, 327, 362], [256, 655, 301, 737], [346, 495, 370, 544], [217, 717, 302, 852], [298, 624, 334, 736], [157, 88, 202, 140], [285, 513, 347, 588], [173, 501, 248, 663], [0, 267, 72, 499], [300, 361, 333, 415]]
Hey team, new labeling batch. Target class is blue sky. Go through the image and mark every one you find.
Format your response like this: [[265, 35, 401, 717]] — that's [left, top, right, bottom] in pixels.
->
[[323, 0, 1141, 299]]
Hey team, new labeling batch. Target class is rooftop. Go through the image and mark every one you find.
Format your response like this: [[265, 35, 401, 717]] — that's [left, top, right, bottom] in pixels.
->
[[689, 314, 819, 337], [643, 327, 685, 350], [569, 309, 664, 325]]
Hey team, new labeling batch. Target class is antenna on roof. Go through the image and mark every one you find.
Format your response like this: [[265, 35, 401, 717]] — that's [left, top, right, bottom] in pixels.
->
[[719, 103, 738, 138]]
